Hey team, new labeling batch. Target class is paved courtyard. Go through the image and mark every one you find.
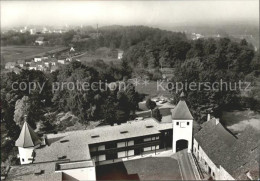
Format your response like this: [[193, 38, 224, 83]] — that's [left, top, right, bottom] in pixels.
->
[[96, 157, 182, 180]]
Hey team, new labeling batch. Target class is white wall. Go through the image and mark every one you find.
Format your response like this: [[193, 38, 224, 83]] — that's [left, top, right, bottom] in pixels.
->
[[172, 119, 193, 153], [18, 147, 34, 164], [193, 139, 235, 180], [219, 166, 235, 180], [61, 166, 96, 181]]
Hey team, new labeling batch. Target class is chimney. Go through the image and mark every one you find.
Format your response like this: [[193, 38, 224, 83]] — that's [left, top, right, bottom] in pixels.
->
[[215, 118, 220, 125], [207, 114, 211, 122]]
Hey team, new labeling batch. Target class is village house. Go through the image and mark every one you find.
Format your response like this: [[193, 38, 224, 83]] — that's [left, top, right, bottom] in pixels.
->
[[35, 37, 46, 46], [28, 63, 37, 70], [5, 62, 16, 69], [118, 50, 124, 60], [193, 116, 259, 180], [50, 58, 58, 66], [50, 65, 59, 73], [16, 60, 25, 68], [5, 95, 259, 180]]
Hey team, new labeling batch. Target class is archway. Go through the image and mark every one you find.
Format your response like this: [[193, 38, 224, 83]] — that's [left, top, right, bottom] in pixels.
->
[[176, 139, 188, 152]]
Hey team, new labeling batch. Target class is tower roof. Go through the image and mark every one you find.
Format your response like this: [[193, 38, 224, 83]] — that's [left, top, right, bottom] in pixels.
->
[[15, 121, 41, 148], [171, 100, 193, 120]]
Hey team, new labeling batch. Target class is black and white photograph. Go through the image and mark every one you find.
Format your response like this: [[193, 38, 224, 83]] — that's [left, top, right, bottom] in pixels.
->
[[0, 0, 259, 180]]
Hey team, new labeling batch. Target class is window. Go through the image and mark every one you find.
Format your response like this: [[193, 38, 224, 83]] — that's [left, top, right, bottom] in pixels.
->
[[117, 142, 126, 148], [213, 172, 215, 177], [98, 145, 105, 151], [176, 122, 179, 125], [58, 156, 67, 160], [118, 151, 126, 158], [187, 122, 190, 126], [22, 158, 24, 162]]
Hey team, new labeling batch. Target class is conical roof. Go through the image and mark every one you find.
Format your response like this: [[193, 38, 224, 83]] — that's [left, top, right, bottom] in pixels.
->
[[171, 100, 193, 120], [15, 121, 41, 148]]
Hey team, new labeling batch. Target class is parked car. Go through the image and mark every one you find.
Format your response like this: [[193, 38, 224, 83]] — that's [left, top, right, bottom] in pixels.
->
[[134, 117, 144, 121]]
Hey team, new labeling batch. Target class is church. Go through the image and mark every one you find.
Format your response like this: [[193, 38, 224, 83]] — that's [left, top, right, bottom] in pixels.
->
[[6, 93, 259, 180]]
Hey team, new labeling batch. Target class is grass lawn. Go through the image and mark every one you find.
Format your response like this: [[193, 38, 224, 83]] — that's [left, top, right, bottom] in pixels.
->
[[96, 157, 181, 180], [221, 109, 260, 133], [1, 45, 65, 62]]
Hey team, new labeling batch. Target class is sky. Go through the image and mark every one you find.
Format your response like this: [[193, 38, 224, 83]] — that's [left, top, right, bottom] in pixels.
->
[[1, 0, 259, 28]]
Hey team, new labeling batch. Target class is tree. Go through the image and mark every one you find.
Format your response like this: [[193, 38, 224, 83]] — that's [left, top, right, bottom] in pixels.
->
[[146, 98, 156, 110], [14, 96, 30, 128], [152, 108, 162, 122]]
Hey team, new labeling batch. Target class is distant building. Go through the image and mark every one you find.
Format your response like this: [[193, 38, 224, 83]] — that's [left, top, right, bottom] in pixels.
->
[[191, 33, 204, 40], [118, 50, 124, 60], [28, 63, 37, 70], [29, 29, 36, 35], [193, 115, 259, 180], [5, 62, 16, 69], [70, 47, 75, 52], [58, 59, 65, 64], [50, 58, 58, 66], [34, 56, 48, 62], [17, 60, 25, 68], [35, 37, 45, 45], [50, 65, 59, 73]]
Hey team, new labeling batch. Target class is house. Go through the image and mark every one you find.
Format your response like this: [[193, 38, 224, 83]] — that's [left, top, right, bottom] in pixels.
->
[[50, 58, 58, 66], [58, 59, 65, 64], [50, 65, 59, 73], [17, 60, 25, 68], [193, 116, 259, 180], [34, 56, 48, 62], [25, 60, 32, 65], [35, 37, 45, 45], [70, 47, 75, 52], [5, 62, 16, 69], [43, 60, 50, 68], [28, 63, 37, 70]]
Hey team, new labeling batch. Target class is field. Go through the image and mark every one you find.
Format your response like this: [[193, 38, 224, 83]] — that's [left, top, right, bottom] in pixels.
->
[[1, 46, 66, 62], [221, 109, 260, 134], [76, 53, 121, 63]]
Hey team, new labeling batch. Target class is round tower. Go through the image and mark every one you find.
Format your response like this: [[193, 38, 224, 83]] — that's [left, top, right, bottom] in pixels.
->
[[172, 92, 193, 153], [15, 116, 41, 164]]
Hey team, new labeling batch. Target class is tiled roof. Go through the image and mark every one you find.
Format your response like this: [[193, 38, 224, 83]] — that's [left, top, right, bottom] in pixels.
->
[[15, 121, 41, 148], [6, 162, 61, 181], [195, 119, 260, 180], [171, 100, 193, 120], [36, 37, 44, 41], [33, 118, 172, 163]]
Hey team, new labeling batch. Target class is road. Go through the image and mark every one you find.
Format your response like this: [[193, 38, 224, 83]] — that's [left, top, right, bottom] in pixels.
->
[[177, 150, 197, 180]]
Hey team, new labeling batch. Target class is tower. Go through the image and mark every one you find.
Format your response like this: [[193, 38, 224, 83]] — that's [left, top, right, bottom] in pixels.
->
[[172, 92, 193, 153], [15, 116, 41, 164]]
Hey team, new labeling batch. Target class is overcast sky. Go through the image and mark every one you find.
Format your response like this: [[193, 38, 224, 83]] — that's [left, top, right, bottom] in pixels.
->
[[1, 0, 259, 28]]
